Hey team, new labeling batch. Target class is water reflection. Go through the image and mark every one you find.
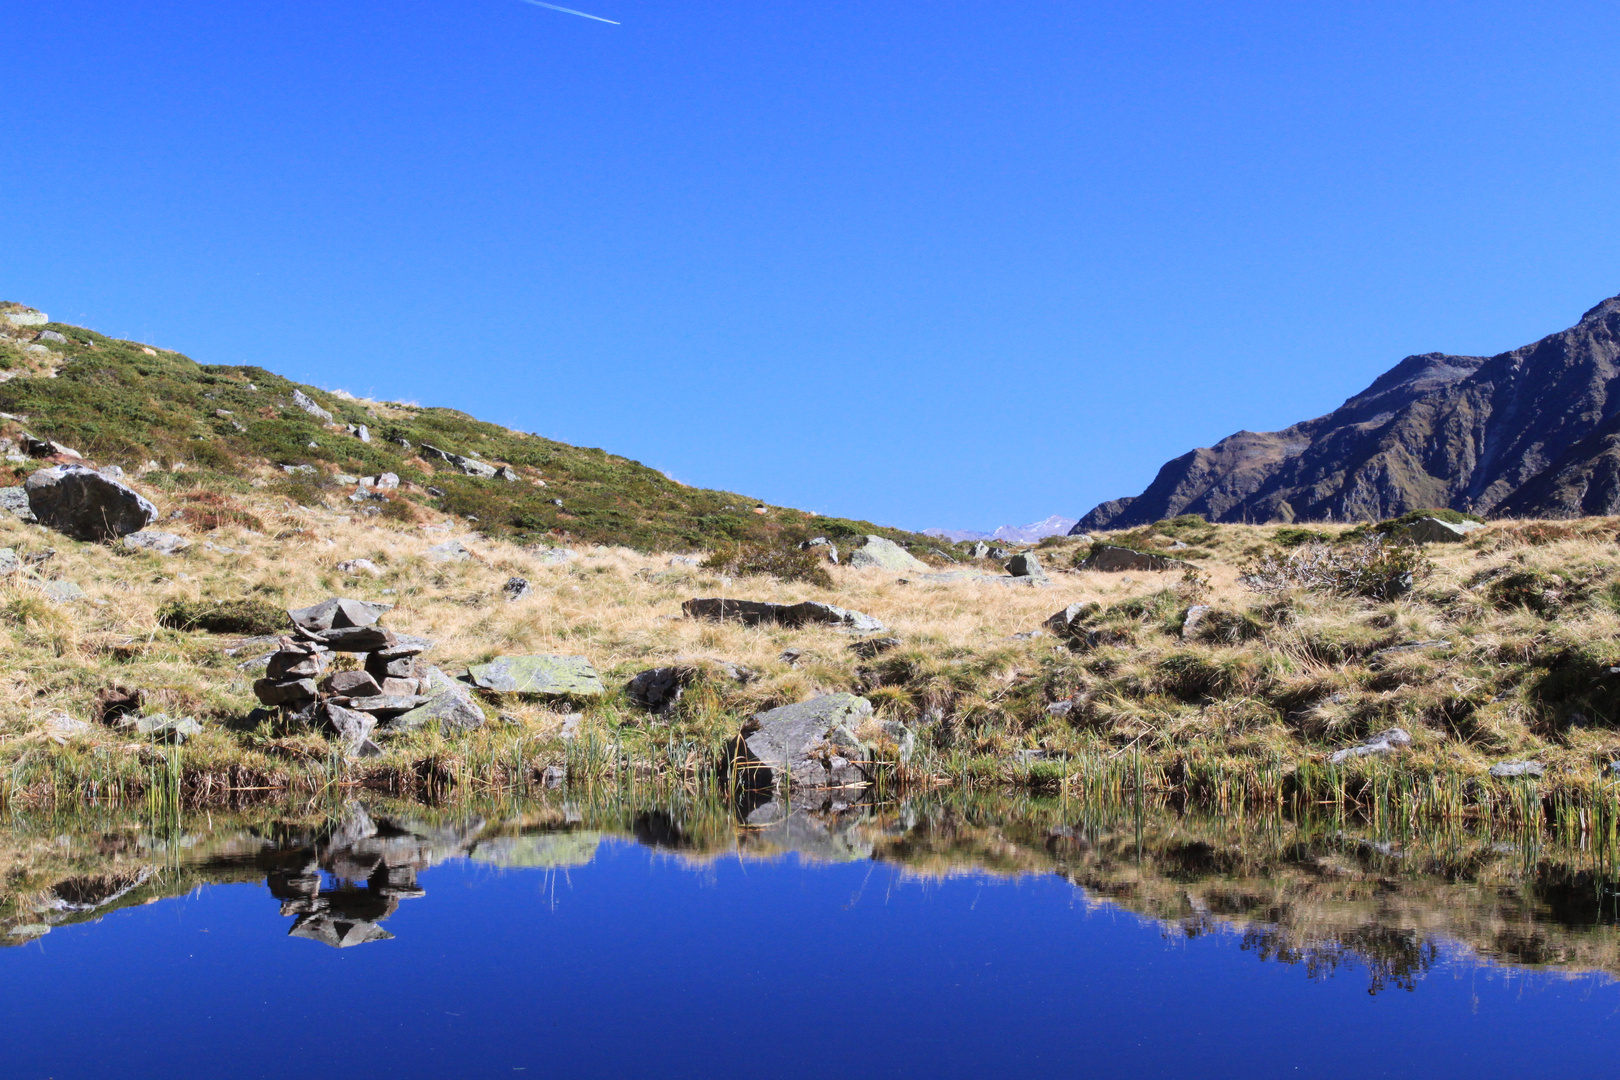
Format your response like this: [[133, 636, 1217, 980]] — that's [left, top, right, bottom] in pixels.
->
[[7, 791, 1620, 986]]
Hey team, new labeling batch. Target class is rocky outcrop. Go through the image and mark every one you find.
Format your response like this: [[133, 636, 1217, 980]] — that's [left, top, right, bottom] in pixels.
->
[[1073, 294, 1620, 527], [25, 465, 158, 541], [420, 444, 499, 479], [290, 389, 333, 422], [682, 598, 884, 634]]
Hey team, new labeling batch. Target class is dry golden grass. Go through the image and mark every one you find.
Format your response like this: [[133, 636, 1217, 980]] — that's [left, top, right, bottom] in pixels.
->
[[3, 482, 1620, 813]]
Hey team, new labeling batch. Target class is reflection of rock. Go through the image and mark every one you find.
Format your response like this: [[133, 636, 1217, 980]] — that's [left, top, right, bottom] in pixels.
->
[[471, 833, 602, 868], [288, 914, 395, 948], [737, 797, 875, 862]]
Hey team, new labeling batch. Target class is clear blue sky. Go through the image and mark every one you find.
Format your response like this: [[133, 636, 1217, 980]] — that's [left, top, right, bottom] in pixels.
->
[[4, 1, 1618, 532]]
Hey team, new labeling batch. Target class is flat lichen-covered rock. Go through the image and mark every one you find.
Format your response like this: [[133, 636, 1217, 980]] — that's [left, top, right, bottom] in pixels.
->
[[466, 655, 605, 697]]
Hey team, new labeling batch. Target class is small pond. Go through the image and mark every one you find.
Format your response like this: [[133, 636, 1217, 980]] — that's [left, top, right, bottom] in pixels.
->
[[4, 791, 1619, 1078]]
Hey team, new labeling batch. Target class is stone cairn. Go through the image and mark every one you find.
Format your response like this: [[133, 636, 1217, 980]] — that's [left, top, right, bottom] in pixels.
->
[[252, 598, 444, 757]]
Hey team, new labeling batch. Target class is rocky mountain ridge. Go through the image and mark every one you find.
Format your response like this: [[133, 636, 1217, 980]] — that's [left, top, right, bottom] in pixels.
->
[[1075, 293, 1620, 530]]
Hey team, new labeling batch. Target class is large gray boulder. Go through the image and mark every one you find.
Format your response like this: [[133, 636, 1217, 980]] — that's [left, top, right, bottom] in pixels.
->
[[731, 693, 876, 790], [682, 598, 884, 634], [1081, 544, 1190, 573], [4, 309, 48, 326], [1401, 517, 1484, 544], [846, 536, 929, 573], [466, 655, 606, 696], [25, 465, 158, 541]]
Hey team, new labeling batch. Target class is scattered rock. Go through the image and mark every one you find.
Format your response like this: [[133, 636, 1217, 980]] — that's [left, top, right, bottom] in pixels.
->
[[626, 665, 696, 715], [290, 389, 333, 422], [424, 539, 473, 563], [1043, 602, 1101, 635], [1489, 760, 1545, 779], [1328, 727, 1413, 765], [346, 424, 371, 443], [335, 558, 382, 577], [542, 764, 567, 788], [1010, 630, 1046, 641], [968, 541, 992, 559], [779, 648, 804, 668], [322, 703, 378, 754], [668, 555, 701, 567], [34, 330, 66, 344], [495, 466, 520, 482], [846, 535, 929, 573], [466, 655, 606, 697], [730, 693, 877, 790], [799, 537, 839, 564], [1045, 700, 1075, 717], [531, 546, 575, 565], [1181, 605, 1213, 638], [0, 548, 16, 576], [122, 530, 192, 556], [682, 598, 884, 634], [119, 714, 203, 744], [25, 464, 158, 541], [1004, 552, 1050, 583], [421, 444, 499, 479], [1081, 545, 1191, 573], [363, 472, 400, 491], [502, 577, 532, 601], [0, 487, 36, 522], [1401, 517, 1484, 544], [44, 712, 92, 743], [40, 580, 86, 603]]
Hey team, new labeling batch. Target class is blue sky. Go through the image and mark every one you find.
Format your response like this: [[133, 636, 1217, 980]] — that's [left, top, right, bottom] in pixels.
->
[[4, 1, 1618, 532]]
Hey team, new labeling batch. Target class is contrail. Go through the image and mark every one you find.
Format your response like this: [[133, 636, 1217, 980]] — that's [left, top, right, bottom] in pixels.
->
[[517, 0, 619, 24]]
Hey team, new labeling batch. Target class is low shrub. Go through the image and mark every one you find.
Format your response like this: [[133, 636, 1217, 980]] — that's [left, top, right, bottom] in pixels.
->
[[156, 598, 285, 635], [1239, 539, 1429, 600], [702, 542, 834, 589]]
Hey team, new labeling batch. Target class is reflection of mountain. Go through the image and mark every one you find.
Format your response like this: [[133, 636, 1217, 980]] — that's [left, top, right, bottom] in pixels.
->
[[5, 794, 1620, 985]]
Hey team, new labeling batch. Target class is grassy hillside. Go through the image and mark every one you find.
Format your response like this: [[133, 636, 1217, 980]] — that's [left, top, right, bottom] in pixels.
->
[[7, 304, 1620, 832], [0, 307, 935, 554]]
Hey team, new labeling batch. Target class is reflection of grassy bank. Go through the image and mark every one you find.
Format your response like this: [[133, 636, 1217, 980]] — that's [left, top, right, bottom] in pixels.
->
[[7, 791, 1620, 987]]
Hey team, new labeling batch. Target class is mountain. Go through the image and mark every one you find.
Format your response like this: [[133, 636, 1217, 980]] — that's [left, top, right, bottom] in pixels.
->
[[924, 515, 1078, 545], [0, 303, 937, 554], [1074, 294, 1620, 530]]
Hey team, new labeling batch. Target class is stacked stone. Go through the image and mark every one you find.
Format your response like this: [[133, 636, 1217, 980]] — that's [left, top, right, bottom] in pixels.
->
[[253, 597, 458, 756]]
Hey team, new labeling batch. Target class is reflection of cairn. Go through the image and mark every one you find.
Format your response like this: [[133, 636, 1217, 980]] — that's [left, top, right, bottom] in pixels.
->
[[266, 804, 480, 948], [252, 598, 436, 756]]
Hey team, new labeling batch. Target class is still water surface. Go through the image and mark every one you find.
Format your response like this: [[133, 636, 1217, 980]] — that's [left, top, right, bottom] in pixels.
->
[[3, 794, 1618, 1078]]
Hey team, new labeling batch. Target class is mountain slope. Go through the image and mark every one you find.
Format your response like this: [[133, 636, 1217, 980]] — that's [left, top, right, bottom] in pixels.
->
[[0, 304, 934, 553], [1076, 294, 1620, 529]]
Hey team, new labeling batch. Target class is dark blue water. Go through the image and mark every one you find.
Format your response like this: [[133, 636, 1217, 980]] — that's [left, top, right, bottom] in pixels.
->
[[3, 827, 1617, 1080]]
